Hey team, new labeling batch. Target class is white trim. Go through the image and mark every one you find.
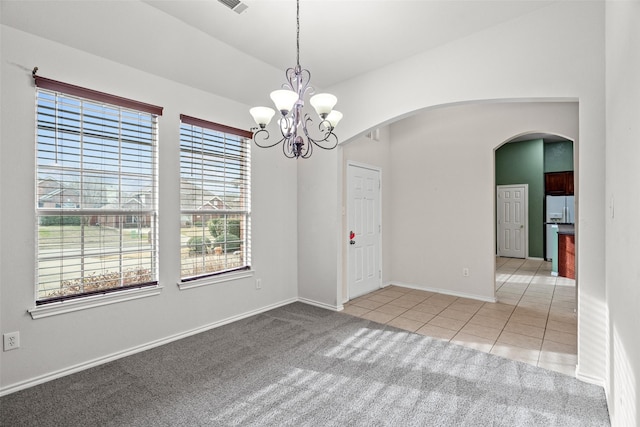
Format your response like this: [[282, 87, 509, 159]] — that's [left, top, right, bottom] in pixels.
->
[[603, 301, 612, 416], [28, 286, 163, 319], [298, 297, 344, 312], [177, 269, 254, 290], [385, 281, 497, 303], [346, 160, 381, 172], [4, 297, 298, 397], [575, 368, 606, 388]]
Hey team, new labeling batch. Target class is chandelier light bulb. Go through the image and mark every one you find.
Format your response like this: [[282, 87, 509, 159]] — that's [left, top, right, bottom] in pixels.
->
[[310, 93, 338, 118], [249, 106, 276, 128], [270, 89, 298, 115], [326, 110, 343, 129]]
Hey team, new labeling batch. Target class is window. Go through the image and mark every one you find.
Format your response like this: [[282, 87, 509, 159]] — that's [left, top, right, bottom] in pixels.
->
[[179, 114, 251, 281], [35, 76, 163, 304]]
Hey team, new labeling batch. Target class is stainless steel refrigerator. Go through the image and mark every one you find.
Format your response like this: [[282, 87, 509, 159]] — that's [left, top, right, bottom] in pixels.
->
[[545, 195, 575, 260]]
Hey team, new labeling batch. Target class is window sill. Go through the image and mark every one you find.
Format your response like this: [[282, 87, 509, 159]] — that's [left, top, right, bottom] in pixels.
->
[[178, 269, 254, 291], [28, 285, 163, 319]]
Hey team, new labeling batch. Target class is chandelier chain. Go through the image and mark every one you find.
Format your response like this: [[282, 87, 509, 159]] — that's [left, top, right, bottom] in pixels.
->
[[296, 0, 300, 67]]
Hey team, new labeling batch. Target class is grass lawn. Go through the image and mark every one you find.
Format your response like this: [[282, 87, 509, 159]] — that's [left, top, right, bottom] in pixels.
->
[[38, 225, 151, 248]]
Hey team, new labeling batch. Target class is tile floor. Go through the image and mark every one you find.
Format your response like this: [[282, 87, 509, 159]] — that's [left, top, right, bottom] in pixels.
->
[[343, 257, 578, 376]]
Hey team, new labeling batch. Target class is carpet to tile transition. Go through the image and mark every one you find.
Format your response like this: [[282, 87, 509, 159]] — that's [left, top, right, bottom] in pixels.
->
[[0, 302, 609, 426]]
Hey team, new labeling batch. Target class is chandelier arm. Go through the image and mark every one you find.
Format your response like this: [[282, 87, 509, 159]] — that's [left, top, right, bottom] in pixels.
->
[[309, 132, 339, 150], [300, 114, 339, 150], [279, 115, 296, 140], [317, 118, 339, 144], [284, 67, 297, 91], [305, 133, 338, 151], [283, 139, 297, 158], [299, 139, 313, 159], [252, 129, 284, 149], [285, 134, 309, 159], [284, 67, 311, 98], [299, 69, 311, 95]]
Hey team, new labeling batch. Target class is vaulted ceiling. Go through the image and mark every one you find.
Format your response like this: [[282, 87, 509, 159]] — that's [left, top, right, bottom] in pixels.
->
[[144, 0, 556, 87], [2, 0, 558, 105]]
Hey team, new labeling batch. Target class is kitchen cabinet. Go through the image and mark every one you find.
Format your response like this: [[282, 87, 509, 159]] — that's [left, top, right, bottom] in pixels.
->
[[545, 171, 574, 195], [565, 174, 574, 195], [558, 231, 575, 279]]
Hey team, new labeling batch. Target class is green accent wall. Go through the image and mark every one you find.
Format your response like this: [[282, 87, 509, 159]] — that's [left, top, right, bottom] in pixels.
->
[[495, 139, 544, 258], [544, 141, 574, 172]]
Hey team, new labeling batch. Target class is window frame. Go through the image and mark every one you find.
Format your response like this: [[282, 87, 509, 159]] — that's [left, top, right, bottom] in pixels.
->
[[34, 75, 163, 306], [178, 114, 252, 284]]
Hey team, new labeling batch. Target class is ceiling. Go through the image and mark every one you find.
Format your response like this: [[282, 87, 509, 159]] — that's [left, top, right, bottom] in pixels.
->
[[2, 0, 558, 95], [144, 0, 557, 88]]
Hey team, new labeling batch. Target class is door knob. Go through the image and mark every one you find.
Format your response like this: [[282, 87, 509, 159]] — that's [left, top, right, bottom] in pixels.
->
[[349, 231, 356, 245]]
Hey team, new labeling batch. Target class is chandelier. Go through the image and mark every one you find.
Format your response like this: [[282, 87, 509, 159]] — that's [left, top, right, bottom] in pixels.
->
[[249, 0, 342, 159]]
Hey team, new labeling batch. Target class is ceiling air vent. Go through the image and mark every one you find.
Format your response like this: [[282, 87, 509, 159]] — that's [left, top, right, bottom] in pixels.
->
[[218, 0, 248, 14]]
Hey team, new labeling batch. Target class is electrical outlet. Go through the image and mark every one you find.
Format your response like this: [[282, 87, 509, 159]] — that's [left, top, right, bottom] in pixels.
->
[[255, 278, 262, 290], [462, 268, 470, 277], [3, 332, 20, 351]]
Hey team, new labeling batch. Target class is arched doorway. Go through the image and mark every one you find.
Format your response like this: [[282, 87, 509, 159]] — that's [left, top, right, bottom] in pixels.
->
[[494, 132, 578, 375]]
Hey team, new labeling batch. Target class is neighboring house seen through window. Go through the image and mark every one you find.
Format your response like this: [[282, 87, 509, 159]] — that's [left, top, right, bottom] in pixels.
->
[[35, 76, 162, 304], [179, 114, 251, 280]]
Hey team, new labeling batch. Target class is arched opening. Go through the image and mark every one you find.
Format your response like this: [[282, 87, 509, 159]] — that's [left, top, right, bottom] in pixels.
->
[[494, 131, 577, 373], [339, 101, 579, 375]]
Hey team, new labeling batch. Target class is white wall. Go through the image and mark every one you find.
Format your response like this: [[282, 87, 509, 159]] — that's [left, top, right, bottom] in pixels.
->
[[300, 0, 607, 384], [605, 1, 640, 425], [0, 26, 298, 393], [296, 148, 342, 308], [388, 102, 577, 300]]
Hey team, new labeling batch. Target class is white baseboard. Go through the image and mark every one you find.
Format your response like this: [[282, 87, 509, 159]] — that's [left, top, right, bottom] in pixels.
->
[[384, 281, 497, 303], [298, 297, 344, 312], [0, 297, 298, 397], [575, 366, 606, 388]]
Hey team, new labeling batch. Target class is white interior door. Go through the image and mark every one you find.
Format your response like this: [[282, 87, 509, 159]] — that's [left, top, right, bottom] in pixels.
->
[[347, 163, 381, 299], [497, 184, 528, 258]]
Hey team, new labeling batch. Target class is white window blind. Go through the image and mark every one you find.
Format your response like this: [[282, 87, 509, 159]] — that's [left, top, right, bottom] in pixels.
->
[[35, 77, 162, 304], [179, 114, 251, 280]]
